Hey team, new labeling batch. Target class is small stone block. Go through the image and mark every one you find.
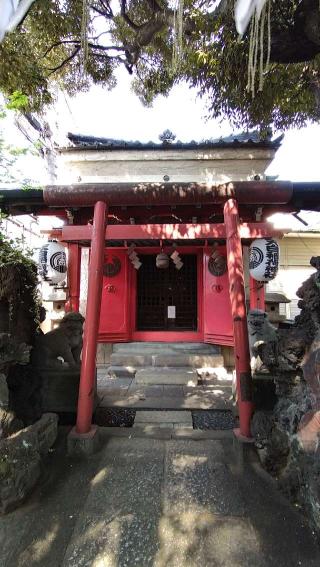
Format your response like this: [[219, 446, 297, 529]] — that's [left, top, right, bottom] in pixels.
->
[[67, 425, 100, 456], [134, 410, 193, 425], [27, 413, 58, 454]]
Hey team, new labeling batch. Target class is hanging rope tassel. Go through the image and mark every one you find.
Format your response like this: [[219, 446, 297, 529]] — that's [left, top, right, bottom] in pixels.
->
[[172, 0, 184, 74], [246, 0, 271, 97], [81, 0, 89, 75]]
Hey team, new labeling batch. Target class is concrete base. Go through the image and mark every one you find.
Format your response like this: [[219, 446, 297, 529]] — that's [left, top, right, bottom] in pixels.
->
[[135, 367, 198, 385], [232, 427, 256, 472], [67, 425, 100, 456]]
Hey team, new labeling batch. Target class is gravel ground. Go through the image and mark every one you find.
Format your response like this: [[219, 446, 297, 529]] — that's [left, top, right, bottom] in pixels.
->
[[192, 410, 237, 430], [93, 408, 136, 427]]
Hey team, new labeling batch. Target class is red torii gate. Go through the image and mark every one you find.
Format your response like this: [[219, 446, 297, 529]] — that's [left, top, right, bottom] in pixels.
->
[[61, 217, 276, 439], [41, 180, 310, 444]]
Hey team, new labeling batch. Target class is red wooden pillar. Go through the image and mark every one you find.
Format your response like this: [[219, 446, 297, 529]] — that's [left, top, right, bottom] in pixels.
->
[[224, 198, 253, 438], [249, 276, 265, 311], [76, 201, 107, 434], [65, 243, 81, 312]]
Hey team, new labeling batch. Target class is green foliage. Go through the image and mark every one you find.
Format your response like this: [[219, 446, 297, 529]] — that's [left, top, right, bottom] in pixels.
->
[[0, 230, 39, 328], [6, 91, 29, 111], [0, 0, 319, 129]]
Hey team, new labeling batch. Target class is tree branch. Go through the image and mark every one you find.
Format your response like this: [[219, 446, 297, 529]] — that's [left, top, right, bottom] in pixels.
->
[[120, 0, 139, 30], [46, 47, 80, 74], [42, 40, 81, 58], [87, 43, 127, 52], [98, 0, 114, 17], [145, 0, 162, 14]]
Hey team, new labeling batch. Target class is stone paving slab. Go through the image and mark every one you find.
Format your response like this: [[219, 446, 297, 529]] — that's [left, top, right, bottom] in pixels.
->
[[134, 410, 193, 425], [164, 439, 246, 516], [127, 384, 165, 398], [135, 368, 198, 386], [96, 426, 234, 440]]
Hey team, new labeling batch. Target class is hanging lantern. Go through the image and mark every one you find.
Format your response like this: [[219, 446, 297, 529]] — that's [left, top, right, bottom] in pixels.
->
[[38, 241, 67, 285], [249, 238, 279, 282], [156, 252, 169, 269]]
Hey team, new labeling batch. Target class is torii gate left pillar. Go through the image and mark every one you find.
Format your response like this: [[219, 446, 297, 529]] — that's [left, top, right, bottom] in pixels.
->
[[68, 201, 107, 455], [224, 198, 254, 439], [65, 243, 81, 313]]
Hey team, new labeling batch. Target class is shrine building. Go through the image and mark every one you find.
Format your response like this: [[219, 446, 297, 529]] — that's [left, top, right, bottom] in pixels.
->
[[57, 132, 282, 346], [2, 130, 320, 442]]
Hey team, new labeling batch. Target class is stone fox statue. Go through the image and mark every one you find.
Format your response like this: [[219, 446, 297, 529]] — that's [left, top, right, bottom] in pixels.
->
[[31, 312, 85, 368], [247, 309, 278, 372]]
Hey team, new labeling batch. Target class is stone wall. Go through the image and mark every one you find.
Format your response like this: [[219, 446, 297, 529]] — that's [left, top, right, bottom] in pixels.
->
[[251, 257, 320, 532]]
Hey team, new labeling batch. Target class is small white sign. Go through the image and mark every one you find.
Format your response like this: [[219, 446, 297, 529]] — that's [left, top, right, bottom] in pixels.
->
[[168, 306, 176, 318]]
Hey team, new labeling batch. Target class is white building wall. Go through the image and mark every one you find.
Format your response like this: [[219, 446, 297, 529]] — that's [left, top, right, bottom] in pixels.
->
[[266, 235, 320, 319]]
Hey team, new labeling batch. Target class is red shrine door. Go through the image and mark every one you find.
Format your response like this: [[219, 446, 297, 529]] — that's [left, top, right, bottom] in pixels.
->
[[203, 246, 233, 345], [136, 254, 198, 331], [98, 246, 233, 345]]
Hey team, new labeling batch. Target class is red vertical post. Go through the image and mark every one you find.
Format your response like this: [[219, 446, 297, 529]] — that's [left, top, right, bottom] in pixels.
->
[[249, 276, 265, 311], [66, 243, 81, 312], [76, 201, 107, 435], [224, 198, 254, 438]]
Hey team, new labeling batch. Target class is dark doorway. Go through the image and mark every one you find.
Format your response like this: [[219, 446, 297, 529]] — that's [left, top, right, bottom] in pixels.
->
[[137, 254, 197, 331]]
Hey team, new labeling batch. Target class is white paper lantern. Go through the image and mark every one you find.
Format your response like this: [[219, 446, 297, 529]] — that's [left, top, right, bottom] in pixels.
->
[[249, 238, 279, 282], [38, 241, 67, 284]]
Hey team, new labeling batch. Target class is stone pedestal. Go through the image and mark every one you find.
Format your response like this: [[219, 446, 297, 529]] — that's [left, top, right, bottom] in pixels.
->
[[67, 425, 100, 456], [39, 368, 99, 414]]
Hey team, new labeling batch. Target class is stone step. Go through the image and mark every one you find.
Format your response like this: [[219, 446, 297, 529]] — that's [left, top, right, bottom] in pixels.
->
[[110, 353, 224, 369], [133, 410, 193, 429], [135, 367, 198, 386], [107, 365, 136, 378], [112, 342, 221, 354]]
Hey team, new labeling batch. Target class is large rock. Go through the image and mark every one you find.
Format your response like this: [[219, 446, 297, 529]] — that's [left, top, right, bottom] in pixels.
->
[[0, 372, 8, 407], [7, 364, 42, 425], [0, 428, 41, 514], [0, 413, 58, 514]]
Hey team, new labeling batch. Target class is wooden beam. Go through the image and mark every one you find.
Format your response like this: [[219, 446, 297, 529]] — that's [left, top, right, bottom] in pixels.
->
[[61, 222, 281, 243]]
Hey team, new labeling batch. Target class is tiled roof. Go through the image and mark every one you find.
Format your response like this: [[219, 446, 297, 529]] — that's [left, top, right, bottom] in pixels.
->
[[63, 131, 284, 151]]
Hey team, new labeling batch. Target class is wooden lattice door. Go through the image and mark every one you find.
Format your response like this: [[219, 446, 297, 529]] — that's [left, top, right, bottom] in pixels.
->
[[137, 254, 197, 331]]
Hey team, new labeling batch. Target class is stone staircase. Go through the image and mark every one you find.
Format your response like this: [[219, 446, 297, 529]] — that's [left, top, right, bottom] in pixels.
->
[[107, 342, 225, 385]]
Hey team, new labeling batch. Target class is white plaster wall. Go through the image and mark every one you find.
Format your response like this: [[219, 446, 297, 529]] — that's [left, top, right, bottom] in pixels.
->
[[266, 235, 320, 319], [57, 147, 274, 185]]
